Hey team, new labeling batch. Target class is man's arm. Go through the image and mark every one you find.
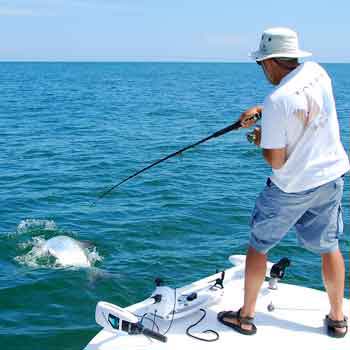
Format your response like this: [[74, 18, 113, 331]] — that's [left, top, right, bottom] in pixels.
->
[[263, 148, 286, 169], [240, 103, 287, 169], [249, 127, 287, 169]]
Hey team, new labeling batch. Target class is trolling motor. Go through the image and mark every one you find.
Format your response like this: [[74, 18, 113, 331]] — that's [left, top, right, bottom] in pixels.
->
[[95, 301, 168, 343], [96, 269, 226, 343], [268, 257, 291, 290], [147, 272, 225, 320]]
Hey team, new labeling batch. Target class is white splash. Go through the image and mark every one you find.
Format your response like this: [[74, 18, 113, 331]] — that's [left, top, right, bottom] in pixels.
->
[[17, 219, 57, 233], [15, 235, 103, 269]]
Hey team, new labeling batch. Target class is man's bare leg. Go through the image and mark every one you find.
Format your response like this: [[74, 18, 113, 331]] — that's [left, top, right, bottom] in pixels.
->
[[322, 249, 347, 334], [223, 246, 267, 330], [242, 246, 267, 316]]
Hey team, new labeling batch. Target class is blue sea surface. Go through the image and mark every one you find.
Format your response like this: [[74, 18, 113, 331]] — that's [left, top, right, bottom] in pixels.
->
[[0, 62, 349, 350]]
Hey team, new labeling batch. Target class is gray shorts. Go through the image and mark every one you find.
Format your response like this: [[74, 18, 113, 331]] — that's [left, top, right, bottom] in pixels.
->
[[249, 176, 344, 255]]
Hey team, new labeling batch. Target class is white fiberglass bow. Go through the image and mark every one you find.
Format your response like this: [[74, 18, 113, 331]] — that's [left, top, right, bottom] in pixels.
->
[[85, 255, 349, 350]]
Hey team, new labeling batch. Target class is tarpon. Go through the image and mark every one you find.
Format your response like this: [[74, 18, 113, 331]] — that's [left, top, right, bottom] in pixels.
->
[[42, 235, 91, 268]]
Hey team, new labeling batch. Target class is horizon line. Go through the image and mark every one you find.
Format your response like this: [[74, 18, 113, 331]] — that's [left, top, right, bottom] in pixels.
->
[[0, 59, 349, 64]]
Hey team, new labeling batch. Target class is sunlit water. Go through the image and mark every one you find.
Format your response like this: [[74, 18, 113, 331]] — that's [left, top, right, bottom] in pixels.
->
[[0, 62, 348, 350]]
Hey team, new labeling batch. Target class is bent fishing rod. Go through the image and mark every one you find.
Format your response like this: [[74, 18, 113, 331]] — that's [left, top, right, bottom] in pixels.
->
[[92, 112, 261, 205]]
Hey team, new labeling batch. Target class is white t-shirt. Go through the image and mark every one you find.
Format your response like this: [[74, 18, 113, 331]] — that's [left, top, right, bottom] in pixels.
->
[[261, 61, 350, 193]]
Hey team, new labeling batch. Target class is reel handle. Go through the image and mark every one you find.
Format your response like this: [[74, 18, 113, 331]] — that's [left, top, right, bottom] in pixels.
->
[[247, 111, 262, 124], [142, 327, 168, 343], [242, 111, 262, 128]]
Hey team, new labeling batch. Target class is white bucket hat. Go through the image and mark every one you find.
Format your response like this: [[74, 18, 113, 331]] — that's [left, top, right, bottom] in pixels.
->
[[250, 27, 312, 62]]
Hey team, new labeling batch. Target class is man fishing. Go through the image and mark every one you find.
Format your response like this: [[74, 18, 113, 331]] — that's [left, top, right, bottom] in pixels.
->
[[217, 27, 349, 338]]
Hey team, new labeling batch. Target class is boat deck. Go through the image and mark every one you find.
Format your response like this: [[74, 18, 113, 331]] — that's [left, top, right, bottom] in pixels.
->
[[85, 259, 349, 350]]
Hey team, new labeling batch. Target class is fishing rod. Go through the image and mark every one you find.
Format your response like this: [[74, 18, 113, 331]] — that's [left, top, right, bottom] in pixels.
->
[[92, 112, 261, 205]]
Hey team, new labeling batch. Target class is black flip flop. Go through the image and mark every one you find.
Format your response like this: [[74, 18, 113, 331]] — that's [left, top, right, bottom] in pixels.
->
[[217, 308, 257, 335], [325, 315, 348, 338]]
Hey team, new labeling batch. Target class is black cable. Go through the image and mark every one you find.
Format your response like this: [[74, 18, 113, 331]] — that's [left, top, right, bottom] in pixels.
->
[[161, 288, 177, 336], [139, 312, 160, 333], [186, 309, 219, 342], [139, 312, 147, 324], [152, 310, 157, 331], [136, 290, 219, 342]]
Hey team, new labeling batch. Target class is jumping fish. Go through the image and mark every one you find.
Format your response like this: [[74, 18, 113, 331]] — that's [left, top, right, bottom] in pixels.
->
[[42, 235, 91, 268]]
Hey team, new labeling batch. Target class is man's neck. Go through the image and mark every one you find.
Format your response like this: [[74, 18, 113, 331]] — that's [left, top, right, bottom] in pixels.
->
[[276, 63, 300, 84]]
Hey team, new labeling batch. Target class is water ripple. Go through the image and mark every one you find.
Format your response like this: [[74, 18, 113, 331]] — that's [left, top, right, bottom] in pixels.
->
[[0, 62, 348, 350]]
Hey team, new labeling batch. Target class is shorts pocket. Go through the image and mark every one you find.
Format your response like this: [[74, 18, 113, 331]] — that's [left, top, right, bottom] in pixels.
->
[[250, 206, 258, 228], [337, 205, 344, 237]]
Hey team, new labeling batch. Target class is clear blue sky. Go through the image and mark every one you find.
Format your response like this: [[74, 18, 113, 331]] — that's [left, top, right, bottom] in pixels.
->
[[0, 0, 349, 62]]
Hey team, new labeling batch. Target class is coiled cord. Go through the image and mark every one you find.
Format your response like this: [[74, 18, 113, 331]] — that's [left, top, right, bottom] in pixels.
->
[[186, 309, 219, 342]]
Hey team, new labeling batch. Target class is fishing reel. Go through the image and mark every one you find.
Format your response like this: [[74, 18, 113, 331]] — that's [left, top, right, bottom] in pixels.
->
[[245, 112, 262, 144], [95, 301, 167, 343], [246, 125, 261, 144]]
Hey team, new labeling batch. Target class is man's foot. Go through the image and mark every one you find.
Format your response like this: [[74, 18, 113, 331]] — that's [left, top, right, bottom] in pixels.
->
[[217, 308, 257, 335], [325, 315, 348, 338]]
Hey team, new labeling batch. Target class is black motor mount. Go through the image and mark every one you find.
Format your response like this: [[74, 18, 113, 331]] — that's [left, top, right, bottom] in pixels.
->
[[270, 257, 291, 280], [213, 271, 225, 289]]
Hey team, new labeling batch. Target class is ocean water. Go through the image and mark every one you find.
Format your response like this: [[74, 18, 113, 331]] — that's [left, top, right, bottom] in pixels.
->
[[0, 62, 348, 350]]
